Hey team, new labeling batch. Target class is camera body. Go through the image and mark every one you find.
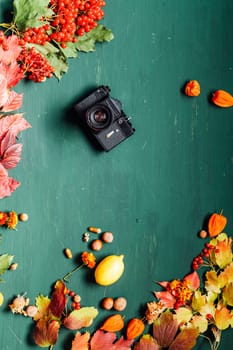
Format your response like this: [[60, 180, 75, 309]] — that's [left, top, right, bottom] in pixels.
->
[[74, 86, 135, 151]]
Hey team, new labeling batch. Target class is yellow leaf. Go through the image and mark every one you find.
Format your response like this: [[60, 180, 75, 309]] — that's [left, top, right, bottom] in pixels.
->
[[205, 271, 221, 294], [34, 295, 51, 321], [215, 306, 233, 330]]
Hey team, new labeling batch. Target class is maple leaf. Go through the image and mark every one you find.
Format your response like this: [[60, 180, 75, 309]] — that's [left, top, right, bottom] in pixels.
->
[[0, 163, 20, 199], [33, 319, 60, 347], [49, 280, 67, 319], [0, 35, 22, 65], [153, 311, 178, 348], [219, 262, 233, 288], [63, 307, 98, 330], [168, 328, 199, 350], [113, 336, 134, 350], [0, 74, 9, 107], [71, 332, 90, 350], [133, 334, 160, 350]]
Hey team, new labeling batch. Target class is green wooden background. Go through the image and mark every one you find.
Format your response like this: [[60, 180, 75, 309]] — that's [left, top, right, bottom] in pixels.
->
[[0, 1, 233, 349]]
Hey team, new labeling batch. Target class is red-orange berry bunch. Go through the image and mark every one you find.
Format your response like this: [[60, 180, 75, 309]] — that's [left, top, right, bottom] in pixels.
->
[[19, 0, 106, 48], [191, 243, 214, 270], [17, 47, 55, 82]]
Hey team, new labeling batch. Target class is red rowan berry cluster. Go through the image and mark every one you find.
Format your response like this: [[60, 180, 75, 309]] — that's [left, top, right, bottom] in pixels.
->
[[19, 0, 106, 48], [191, 243, 214, 270], [17, 47, 55, 82]]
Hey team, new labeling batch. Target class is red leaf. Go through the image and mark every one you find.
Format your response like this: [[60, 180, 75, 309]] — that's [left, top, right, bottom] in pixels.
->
[[183, 271, 200, 291], [168, 328, 199, 350], [90, 330, 133, 350], [0, 164, 20, 199], [90, 330, 116, 350], [134, 335, 160, 350], [1, 91, 23, 112], [154, 291, 176, 308], [0, 131, 15, 155], [1, 61, 24, 88], [71, 332, 90, 350], [0, 35, 22, 65], [1, 143, 23, 169], [33, 319, 60, 347], [0, 114, 31, 141], [113, 336, 134, 349], [49, 280, 67, 319], [0, 74, 8, 107], [153, 311, 178, 348]]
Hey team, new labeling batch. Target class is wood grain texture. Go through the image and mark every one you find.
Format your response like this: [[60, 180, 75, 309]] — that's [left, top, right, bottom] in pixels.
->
[[0, 1, 233, 349]]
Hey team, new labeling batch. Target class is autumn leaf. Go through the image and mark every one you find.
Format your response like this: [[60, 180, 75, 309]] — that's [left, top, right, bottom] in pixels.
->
[[183, 271, 200, 290], [0, 114, 31, 140], [90, 330, 133, 350], [133, 334, 160, 350], [153, 311, 178, 348], [219, 262, 233, 288], [34, 294, 51, 321], [214, 305, 233, 330], [168, 328, 199, 350], [154, 291, 176, 308], [205, 270, 221, 294], [63, 307, 98, 330], [0, 35, 22, 65], [189, 315, 208, 333], [71, 332, 90, 350], [0, 163, 20, 199], [33, 319, 60, 348], [49, 280, 67, 319], [113, 336, 134, 350]]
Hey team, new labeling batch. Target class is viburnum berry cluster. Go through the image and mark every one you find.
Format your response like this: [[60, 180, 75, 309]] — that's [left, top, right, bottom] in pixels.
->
[[19, 0, 106, 48], [17, 47, 55, 82]]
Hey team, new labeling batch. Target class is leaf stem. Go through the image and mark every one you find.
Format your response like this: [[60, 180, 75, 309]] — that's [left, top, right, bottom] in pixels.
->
[[63, 264, 84, 283]]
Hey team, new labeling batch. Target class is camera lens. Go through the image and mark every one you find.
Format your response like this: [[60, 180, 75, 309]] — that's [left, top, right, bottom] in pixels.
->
[[86, 104, 112, 130]]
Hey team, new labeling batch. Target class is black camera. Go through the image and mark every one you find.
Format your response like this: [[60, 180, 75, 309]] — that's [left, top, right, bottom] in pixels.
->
[[74, 86, 135, 151]]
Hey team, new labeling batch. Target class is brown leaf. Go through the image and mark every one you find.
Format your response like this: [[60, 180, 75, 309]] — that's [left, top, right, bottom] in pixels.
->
[[168, 328, 199, 350], [153, 311, 178, 347]]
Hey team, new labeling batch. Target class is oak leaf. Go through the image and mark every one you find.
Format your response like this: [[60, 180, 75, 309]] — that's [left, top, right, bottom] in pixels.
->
[[71, 332, 90, 350]]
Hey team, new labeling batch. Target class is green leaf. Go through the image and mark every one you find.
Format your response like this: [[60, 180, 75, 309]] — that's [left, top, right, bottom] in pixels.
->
[[27, 42, 59, 56], [75, 25, 114, 53], [46, 53, 68, 80], [60, 42, 78, 59], [13, 0, 54, 31], [0, 254, 14, 276]]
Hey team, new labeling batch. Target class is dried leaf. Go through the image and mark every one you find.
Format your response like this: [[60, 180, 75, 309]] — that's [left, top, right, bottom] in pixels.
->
[[0, 114, 31, 141], [153, 311, 178, 348], [0, 142, 23, 169], [64, 307, 98, 330], [133, 334, 160, 350], [33, 319, 60, 347], [168, 328, 199, 350], [49, 280, 67, 319], [34, 294, 51, 321]]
